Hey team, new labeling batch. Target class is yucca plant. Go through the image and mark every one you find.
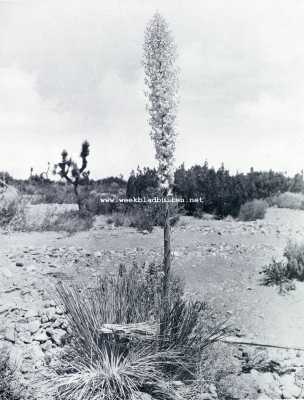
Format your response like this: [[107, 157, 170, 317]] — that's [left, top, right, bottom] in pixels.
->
[[47, 263, 227, 400], [56, 262, 183, 350], [46, 338, 184, 400], [159, 298, 229, 378]]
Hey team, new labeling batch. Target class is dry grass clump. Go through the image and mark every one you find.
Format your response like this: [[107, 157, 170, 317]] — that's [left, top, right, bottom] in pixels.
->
[[261, 240, 304, 292], [46, 263, 227, 400], [238, 199, 267, 221]]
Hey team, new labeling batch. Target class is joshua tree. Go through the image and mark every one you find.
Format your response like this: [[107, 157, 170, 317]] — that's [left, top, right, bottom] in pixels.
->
[[143, 12, 179, 339], [54, 141, 90, 210]]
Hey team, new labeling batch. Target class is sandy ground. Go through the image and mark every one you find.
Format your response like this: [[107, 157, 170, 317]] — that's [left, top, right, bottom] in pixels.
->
[[1, 206, 304, 398]]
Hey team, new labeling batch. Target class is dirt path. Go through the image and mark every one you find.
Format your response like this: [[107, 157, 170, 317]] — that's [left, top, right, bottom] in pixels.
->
[[1, 207, 304, 399]]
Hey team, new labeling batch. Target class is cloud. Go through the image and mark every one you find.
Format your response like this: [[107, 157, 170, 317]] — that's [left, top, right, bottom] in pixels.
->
[[1, 0, 304, 178]]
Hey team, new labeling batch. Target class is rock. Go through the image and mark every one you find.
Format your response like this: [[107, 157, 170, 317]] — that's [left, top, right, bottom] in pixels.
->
[[199, 394, 213, 400], [5, 326, 16, 343], [42, 308, 57, 322], [250, 370, 281, 398], [18, 331, 32, 344], [47, 328, 67, 346], [33, 329, 48, 343], [94, 251, 102, 257], [8, 346, 23, 369], [0, 304, 9, 315], [208, 383, 217, 395], [45, 300, 57, 308], [30, 343, 44, 365], [219, 373, 259, 400], [21, 359, 33, 374], [28, 319, 41, 334], [16, 262, 24, 267], [24, 308, 39, 319], [52, 319, 63, 329], [41, 340, 53, 352], [55, 306, 64, 315], [257, 394, 273, 400], [280, 374, 301, 398]]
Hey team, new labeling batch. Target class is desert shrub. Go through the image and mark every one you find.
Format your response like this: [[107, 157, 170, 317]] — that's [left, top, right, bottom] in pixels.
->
[[128, 203, 179, 232], [47, 264, 226, 399], [261, 240, 304, 292], [261, 259, 290, 287], [283, 240, 304, 280], [0, 349, 22, 400], [9, 206, 93, 233], [0, 185, 20, 226], [103, 203, 179, 233], [111, 212, 129, 227], [270, 192, 304, 210], [128, 206, 155, 232], [39, 209, 94, 233], [238, 199, 267, 221], [260, 258, 296, 294]]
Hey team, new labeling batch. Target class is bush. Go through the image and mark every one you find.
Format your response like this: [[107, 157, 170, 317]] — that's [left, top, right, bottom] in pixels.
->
[[9, 206, 93, 233], [46, 264, 227, 400], [42, 210, 94, 233], [261, 240, 304, 292], [103, 203, 179, 233], [261, 259, 290, 287], [238, 199, 267, 221], [0, 185, 20, 227], [270, 192, 304, 210], [283, 240, 304, 280]]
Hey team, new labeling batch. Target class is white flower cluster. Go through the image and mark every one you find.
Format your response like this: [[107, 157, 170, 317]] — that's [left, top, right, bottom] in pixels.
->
[[143, 12, 179, 193]]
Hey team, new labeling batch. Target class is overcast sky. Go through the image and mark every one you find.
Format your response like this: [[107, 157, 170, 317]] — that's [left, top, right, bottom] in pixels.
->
[[1, 0, 304, 179]]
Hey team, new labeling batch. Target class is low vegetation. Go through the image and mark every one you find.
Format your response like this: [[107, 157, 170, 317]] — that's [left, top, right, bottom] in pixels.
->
[[238, 199, 268, 221], [6, 204, 93, 234], [105, 204, 180, 232], [269, 192, 304, 210], [2, 164, 304, 224], [261, 240, 304, 291], [0, 184, 20, 226]]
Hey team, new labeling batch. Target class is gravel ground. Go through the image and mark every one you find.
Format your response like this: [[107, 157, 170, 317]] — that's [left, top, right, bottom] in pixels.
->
[[1, 206, 304, 399]]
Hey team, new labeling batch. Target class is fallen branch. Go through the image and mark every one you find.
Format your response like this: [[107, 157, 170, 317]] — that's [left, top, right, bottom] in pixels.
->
[[98, 322, 158, 339]]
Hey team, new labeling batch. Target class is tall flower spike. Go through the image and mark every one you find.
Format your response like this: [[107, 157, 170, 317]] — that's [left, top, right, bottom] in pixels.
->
[[143, 12, 179, 194]]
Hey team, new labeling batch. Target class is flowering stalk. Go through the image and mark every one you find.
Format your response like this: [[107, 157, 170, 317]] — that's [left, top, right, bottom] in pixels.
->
[[143, 12, 179, 341]]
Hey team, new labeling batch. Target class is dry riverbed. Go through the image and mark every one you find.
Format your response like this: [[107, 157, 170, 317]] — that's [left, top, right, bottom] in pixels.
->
[[1, 207, 304, 399]]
